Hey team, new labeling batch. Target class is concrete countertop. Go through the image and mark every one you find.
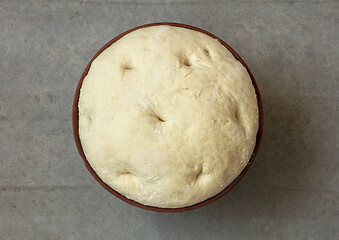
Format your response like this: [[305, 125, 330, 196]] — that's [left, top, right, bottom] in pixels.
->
[[1, 0, 338, 239]]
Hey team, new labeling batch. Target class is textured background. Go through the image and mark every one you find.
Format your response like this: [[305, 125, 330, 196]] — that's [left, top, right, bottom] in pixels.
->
[[1, 0, 338, 239]]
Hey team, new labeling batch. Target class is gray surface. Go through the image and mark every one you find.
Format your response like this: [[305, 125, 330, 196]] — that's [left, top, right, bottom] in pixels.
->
[[0, 0, 338, 239]]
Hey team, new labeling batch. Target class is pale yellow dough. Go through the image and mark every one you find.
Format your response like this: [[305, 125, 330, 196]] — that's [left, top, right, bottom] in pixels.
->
[[79, 26, 259, 208]]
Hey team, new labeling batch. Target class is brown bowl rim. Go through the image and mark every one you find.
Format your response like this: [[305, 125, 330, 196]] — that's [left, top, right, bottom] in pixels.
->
[[72, 22, 263, 213]]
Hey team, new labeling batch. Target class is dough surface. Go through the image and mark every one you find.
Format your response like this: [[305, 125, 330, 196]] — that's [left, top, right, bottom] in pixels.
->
[[79, 26, 259, 208]]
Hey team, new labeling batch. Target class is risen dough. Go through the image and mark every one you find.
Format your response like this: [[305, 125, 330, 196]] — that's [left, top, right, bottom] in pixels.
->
[[79, 26, 258, 208]]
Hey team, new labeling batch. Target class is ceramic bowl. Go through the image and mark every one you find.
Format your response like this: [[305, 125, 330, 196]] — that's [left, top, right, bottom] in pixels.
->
[[72, 22, 263, 212]]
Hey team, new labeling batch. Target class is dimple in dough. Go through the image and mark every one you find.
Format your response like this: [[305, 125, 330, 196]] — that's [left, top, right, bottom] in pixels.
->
[[79, 26, 259, 208]]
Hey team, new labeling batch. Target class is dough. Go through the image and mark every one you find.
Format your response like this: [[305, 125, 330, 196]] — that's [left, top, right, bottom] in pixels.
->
[[78, 26, 259, 208]]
